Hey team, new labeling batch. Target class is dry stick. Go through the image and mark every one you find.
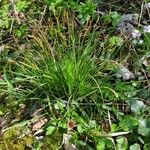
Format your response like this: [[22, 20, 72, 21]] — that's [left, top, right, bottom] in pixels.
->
[[145, 0, 150, 19], [10, 18, 14, 34], [9, 0, 21, 33], [138, 1, 144, 28], [39, 5, 47, 24]]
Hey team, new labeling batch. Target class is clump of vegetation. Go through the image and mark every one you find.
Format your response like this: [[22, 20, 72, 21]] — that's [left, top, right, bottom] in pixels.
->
[[0, 0, 150, 149]]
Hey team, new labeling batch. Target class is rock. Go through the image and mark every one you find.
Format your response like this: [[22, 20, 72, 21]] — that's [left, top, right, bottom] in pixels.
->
[[117, 67, 134, 81], [140, 54, 150, 67], [117, 14, 138, 29], [63, 134, 77, 150], [116, 14, 139, 37], [120, 23, 135, 36]]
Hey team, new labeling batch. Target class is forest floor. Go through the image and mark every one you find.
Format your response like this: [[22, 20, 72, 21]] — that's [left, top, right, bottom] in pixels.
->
[[0, 0, 150, 150]]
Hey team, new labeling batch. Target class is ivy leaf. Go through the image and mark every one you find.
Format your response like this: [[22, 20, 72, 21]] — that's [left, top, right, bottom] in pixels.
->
[[77, 124, 84, 133], [144, 144, 150, 150], [130, 143, 141, 150], [131, 100, 146, 114], [97, 140, 105, 150], [116, 136, 128, 150], [46, 126, 55, 135], [119, 116, 138, 131], [138, 119, 150, 137]]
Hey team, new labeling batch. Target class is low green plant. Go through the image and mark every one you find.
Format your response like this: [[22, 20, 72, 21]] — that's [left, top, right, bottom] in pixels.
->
[[15, 28, 97, 102], [0, 4, 10, 29], [102, 11, 121, 28]]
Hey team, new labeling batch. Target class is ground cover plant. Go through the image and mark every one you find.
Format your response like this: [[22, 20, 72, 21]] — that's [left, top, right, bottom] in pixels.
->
[[0, 0, 150, 149]]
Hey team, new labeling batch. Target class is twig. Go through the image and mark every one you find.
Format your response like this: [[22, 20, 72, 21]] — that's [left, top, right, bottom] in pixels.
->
[[138, 2, 144, 28], [39, 5, 47, 24]]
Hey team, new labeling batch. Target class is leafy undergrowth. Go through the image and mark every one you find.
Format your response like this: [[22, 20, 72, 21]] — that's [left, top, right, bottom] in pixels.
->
[[0, 0, 150, 150]]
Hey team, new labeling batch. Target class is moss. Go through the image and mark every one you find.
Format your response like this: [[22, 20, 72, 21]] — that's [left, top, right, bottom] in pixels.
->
[[41, 132, 63, 150], [0, 124, 63, 150], [0, 127, 34, 150]]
